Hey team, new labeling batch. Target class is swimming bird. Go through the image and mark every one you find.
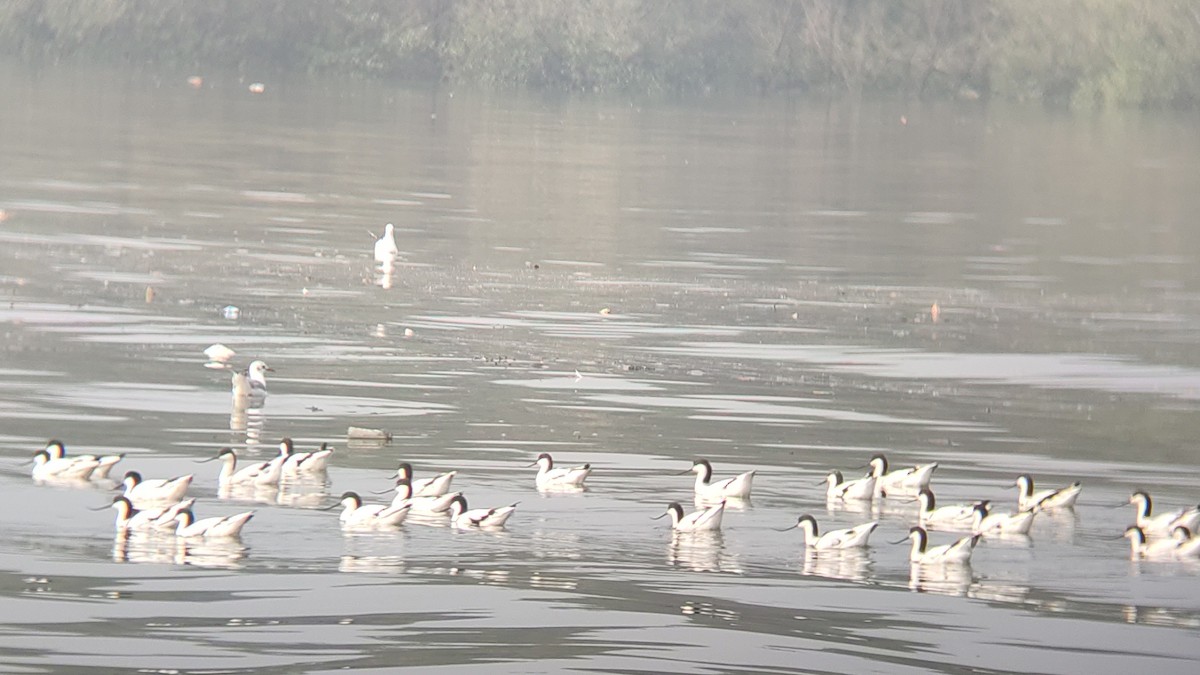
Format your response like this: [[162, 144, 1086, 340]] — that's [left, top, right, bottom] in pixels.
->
[[917, 489, 984, 529], [971, 502, 1036, 536], [103, 495, 195, 533], [390, 478, 461, 514], [1128, 491, 1200, 536], [868, 454, 937, 497], [823, 470, 876, 501], [44, 440, 123, 480], [530, 452, 591, 488], [1124, 525, 1182, 560], [204, 448, 284, 488], [121, 470, 193, 505], [1170, 526, 1200, 558], [31, 449, 101, 481], [654, 501, 725, 532], [395, 462, 457, 498], [374, 223, 399, 262], [446, 495, 517, 529], [333, 491, 411, 530], [232, 360, 271, 401], [782, 514, 878, 550], [1014, 474, 1082, 511], [899, 526, 980, 564], [685, 459, 754, 500], [172, 509, 255, 538], [278, 438, 333, 477]]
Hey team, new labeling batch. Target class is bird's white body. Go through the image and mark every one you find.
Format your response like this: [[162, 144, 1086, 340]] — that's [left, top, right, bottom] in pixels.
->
[[788, 515, 878, 550], [917, 489, 982, 529], [213, 448, 284, 488], [905, 527, 979, 564], [1171, 527, 1200, 559], [108, 496, 195, 533], [374, 223, 399, 262], [447, 495, 517, 529], [31, 450, 100, 481], [122, 471, 193, 505], [660, 501, 725, 532], [869, 455, 937, 497], [278, 438, 333, 477], [972, 503, 1036, 536], [688, 460, 754, 500], [395, 463, 457, 498], [1124, 526, 1183, 560], [391, 481, 461, 514], [173, 509, 255, 538], [44, 440, 123, 480], [1129, 491, 1200, 536], [1015, 474, 1082, 511], [232, 360, 271, 401], [336, 492, 411, 530], [824, 470, 876, 501], [533, 453, 591, 488]]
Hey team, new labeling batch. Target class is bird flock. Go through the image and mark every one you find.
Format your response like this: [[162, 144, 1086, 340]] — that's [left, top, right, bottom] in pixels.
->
[[28, 434, 1200, 567]]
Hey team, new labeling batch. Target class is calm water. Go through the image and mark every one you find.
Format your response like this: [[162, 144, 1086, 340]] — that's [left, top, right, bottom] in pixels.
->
[[3, 65, 1200, 673]]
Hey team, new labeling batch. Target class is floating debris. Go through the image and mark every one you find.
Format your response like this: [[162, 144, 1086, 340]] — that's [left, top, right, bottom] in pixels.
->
[[204, 344, 236, 363], [248, 82, 266, 94], [187, 75, 204, 89], [221, 305, 240, 320], [348, 426, 392, 442]]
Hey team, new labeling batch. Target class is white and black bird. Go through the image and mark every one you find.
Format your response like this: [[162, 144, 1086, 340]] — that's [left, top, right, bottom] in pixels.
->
[[823, 470, 876, 501], [972, 502, 1036, 536], [172, 508, 255, 538], [1128, 491, 1200, 536], [374, 223, 399, 263], [203, 448, 284, 488], [394, 462, 457, 498], [684, 459, 754, 500], [868, 454, 937, 497], [1014, 474, 1082, 511], [447, 495, 518, 529], [782, 514, 878, 550], [44, 440, 123, 480], [100, 495, 194, 533], [898, 526, 979, 564], [530, 452, 591, 489], [389, 478, 461, 514], [654, 501, 725, 532], [332, 491, 411, 530], [916, 489, 983, 529], [121, 470, 193, 505], [278, 438, 333, 477], [232, 360, 272, 402]]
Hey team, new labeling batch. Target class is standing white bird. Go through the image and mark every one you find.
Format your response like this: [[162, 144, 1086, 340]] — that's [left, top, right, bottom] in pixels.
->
[[530, 452, 591, 488], [972, 502, 1036, 536], [278, 438, 333, 477], [1014, 474, 1082, 511], [1128, 491, 1200, 536], [446, 495, 518, 529], [332, 491, 412, 530], [31, 449, 101, 481], [121, 470, 193, 505], [1124, 525, 1183, 560], [685, 459, 754, 500], [44, 440, 123, 480], [232, 360, 272, 402], [823, 470, 876, 501], [374, 223, 399, 262], [654, 501, 725, 532], [917, 489, 983, 529], [899, 526, 980, 564], [868, 454, 937, 497], [394, 462, 457, 497], [172, 509, 255, 538], [782, 514, 878, 550]]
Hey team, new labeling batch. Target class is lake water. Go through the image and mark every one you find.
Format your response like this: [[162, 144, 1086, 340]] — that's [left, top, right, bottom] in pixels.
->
[[2, 65, 1200, 673]]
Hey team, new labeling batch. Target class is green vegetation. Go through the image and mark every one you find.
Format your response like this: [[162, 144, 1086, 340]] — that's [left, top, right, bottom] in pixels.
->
[[2, 0, 1198, 106]]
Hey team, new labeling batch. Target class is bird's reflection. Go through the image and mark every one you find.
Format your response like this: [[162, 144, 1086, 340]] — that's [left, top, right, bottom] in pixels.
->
[[667, 531, 742, 574], [112, 532, 247, 569], [825, 497, 880, 518], [219, 483, 280, 505], [538, 484, 589, 496], [696, 495, 750, 511], [276, 478, 331, 508], [908, 562, 975, 597], [376, 260, 395, 289], [230, 402, 266, 448], [801, 548, 873, 583], [339, 554, 406, 574]]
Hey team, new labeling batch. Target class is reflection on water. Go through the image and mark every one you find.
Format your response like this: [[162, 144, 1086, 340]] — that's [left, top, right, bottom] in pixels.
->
[[802, 548, 873, 583], [667, 531, 742, 574], [112, 532, 248, 569], [909, 563, 975, 597]]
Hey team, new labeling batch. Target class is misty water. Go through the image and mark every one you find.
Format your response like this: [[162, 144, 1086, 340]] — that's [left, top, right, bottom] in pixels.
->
[[3, 65, 1200, 673]]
